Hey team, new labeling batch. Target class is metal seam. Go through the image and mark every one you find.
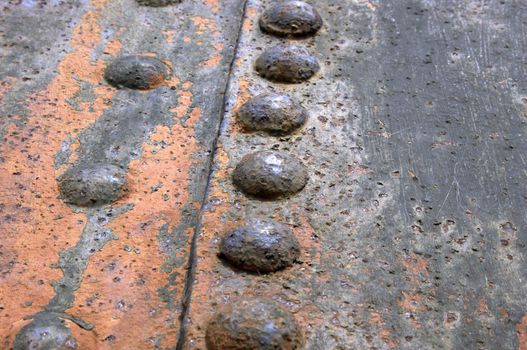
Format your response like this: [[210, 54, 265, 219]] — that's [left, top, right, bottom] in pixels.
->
[[175, 1, 250, 348]]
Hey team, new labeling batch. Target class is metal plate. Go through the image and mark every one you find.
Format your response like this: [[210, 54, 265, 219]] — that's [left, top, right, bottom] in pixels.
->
[[1, 0, 527, 349]]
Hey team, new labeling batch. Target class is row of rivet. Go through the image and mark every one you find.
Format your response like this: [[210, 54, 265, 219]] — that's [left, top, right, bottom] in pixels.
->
[[205, 2, 323, 349], [13, 2, 179, 349]]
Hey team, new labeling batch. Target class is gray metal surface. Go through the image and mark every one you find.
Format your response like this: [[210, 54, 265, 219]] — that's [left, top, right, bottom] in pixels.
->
[[184, 1, 527, 349]]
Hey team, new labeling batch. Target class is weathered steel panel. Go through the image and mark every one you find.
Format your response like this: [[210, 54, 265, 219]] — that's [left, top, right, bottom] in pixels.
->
[[0, 0, 244, 348], [183, 0, 527, 349], [1, 0, 526, 349]]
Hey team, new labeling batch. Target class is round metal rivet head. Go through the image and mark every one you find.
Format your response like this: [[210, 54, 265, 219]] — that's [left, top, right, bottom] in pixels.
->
[[255, 44, 320, 84], [220, 218, 300, 273], [232, 151, 308, 199], [58, 163, 128, 207], [104, 55, 171, 90], [206, 298, 303, 350], [260, 1, 323, 37], [14, 317, 77, 350], [238, 93, 308, 134], [136, 0, 181, 6]]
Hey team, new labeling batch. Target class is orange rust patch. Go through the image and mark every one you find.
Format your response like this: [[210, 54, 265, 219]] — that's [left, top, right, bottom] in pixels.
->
[[139, 52, 158, 58], [398, 291, 425, 330], [163, 30, 176, 44], [232, 77, 252, 113], [286, 215, 325, 339], [200, 43, 224, 68], [518, 314, 527, 350], [227, 77, 252, 134], [398, 291, 425, 314], [348, 164, 370, 177], [292, 214, 320, 266], [203, 0, 219, 14], [188, 14, 221, 73], [478, 298, 490, 316], [103, 38, 123, 56], [396, 252, 431, 330], [400, 253, 429, 276], [368, 311, 398, 349], [171, 81, 193, 118], [243, 7, 257, 32], [191, 16, 217, 35], [0, 0, 118, 342]]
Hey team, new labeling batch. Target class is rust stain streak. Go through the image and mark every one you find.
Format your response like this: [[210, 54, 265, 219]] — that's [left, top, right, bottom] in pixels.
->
[[201, 43, 224, 68], [517, 314, 527, 350], [163, 30, 176, 44], [243, 7, 257, 32], [368, 312, 398, 349], [203, 0, 219, 14]]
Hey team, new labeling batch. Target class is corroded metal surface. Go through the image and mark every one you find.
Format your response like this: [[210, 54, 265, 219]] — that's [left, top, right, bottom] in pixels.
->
[[0, 0, 244, 348], [1, 0, 527, 349], [183, 0, 527, 349]]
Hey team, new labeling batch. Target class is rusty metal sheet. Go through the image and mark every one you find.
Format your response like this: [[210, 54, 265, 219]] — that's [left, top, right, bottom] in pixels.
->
[[0, 0, 245, 348], [2, 0, 527, 349], [183, 0, 527, 349]]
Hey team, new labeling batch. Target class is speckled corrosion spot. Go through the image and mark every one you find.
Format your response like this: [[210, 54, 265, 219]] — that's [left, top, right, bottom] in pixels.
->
[[238, 93, 308, 134], [232, 151, 308, 199], [206, 298, 303, 350], [14, 316, 77, 350], [136, 0, 181, 6], [104, 55, 171, 90], [58, 163, 128, 207], [219, 218, 300, 273], [260, 1, 323, 37], [255, 44, 320, 83]]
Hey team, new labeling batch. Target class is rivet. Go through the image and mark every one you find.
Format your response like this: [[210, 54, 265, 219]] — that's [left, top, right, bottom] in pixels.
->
[[260, 1, 323, 37], [255, 44, 320, 84], [58, 163, 128, 207], [219, 218, 300, 273], [104, 55, 171, 90], [136, 0, 181, 6], [238, 93, 308, 134], [232, 151, 308, 199], [14, 317, 77, 350], [206, 298, 303, 350]]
